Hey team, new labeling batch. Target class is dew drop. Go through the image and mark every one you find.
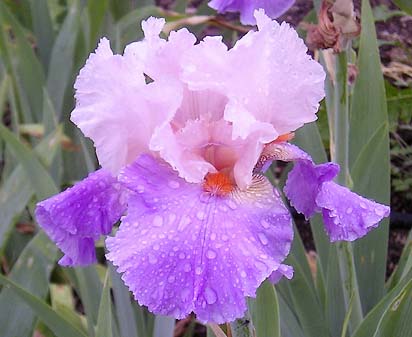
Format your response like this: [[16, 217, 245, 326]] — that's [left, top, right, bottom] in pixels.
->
[[360, 202, 367, 209], [168, 180, 180, 189], [258, 233, 269, 245], [260, 219, 270, 229], [153, 244, 160, 251], [204, 287, 217, 304], [210, 233, 217, 241], [178, 215, 191, 232], [167, 275, 176, 283], [196, 211, 206, 220], [375, 207, 386, 216], [346, 207, 353, 214], [137, 185, 145, 193], [179, 252, 186, 259], [240, 271, 247, 278], [148, 254, 157, 264], [195, 267, 202, 275], [153, 215, 163, 227], [206, 250, 217, 259], [227, 200, 237, 210], [183, 263, 191, 272]]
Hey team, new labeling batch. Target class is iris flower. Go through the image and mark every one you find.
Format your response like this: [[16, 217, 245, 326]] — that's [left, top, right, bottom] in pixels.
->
[[35, 11, 389, 323], [208, 0, 295, 25]]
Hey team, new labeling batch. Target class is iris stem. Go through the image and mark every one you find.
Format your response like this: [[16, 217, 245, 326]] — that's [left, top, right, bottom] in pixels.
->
[[332, 50, 364, 333]]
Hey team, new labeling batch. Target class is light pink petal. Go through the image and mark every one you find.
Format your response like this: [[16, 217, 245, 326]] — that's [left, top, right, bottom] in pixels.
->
[[71, 38, 182, 174], [183, 10, 325, 138]]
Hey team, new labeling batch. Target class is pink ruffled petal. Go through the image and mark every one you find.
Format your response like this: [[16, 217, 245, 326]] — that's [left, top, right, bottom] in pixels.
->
[[71, 38, 182, 174], [183, 10, 325, 139], [106, 155, 293, 323]]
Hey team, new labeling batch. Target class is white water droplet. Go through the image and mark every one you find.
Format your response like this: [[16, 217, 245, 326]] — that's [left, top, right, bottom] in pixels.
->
[[258, 233, 269, 245], [153, 244, 160, 251], [210, 233, 217, 241], [227, 200, 237, 210], [375, 207, 386, 216], [195, 267, 202, 275], [184, 263, 191, 272], [360, 202, 367, 209], [204, 287, 217, 305], [178, 215, 191, 232], [137, 185, 145, 193], [346, 207, 353, 214], [260, 219, 270, 229], [153, 215, 163, 227], [206, 250, 217, 259], [168, 180, 180, 189], [167, 275, 176, 283], [148, 254, 157, 264], [240, 271, 247, 278], [179, 252, 186, 259], [196, 211, 206, 220], [168, 213, 176, 224]]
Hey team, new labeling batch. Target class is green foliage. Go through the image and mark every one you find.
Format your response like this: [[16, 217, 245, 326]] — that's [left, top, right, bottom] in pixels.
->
[[0, 1, 410, 337]]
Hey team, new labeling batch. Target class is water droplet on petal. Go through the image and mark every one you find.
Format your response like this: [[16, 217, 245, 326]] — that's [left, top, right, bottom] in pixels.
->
[[360, 202, 367, 209], [227, 200, 237, 210], [167, 275, 176, 283], [240, 271, 247, 278], [375, 207, 386, 216], [196, 211, 206, 220], [148, 254, 157, 264], [178, 215, 191, 232], [260, 219, 270, 229], [168, 180, 180, 189], [206, 250, 217, 259], [204, 287, 217, 304], [258, 233, 269, 245], [137, 185, 145, 193], [153, 244, 160, 251], [184, 263, 191, 272], [181, 288, 191, 301], [210, 233, 217, 241], [179, 252, 186, 259], [195, 267, 202, 275], [346, 207, 353, 214], [153, 215, 163, 227]]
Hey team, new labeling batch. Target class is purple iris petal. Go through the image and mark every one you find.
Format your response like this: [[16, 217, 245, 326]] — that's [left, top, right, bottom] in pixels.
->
[[35, 169, 126, 266], [106, 154, 293, 323], [317, 182, 390, 241], [268, 264, 294, 284], [208, 0, 296, 25], [284, 160, 339, 218], [260, 141, 390, 241]]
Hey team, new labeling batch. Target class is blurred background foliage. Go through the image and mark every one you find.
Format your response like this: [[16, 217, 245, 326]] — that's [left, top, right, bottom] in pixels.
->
[[0, 0, 411, 337]]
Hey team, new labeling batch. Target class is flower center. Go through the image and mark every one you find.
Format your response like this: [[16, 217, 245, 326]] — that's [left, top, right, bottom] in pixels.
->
[[203, 172, 234, 196]]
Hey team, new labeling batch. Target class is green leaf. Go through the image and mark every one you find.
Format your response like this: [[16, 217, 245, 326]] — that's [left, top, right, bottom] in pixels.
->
[[386, 231, 412, 291], [0, 129, 61, 251], [373, 280, 412, 337], [96, 271, 113, 337], [352, 269, 412, 337], [153, 315, 175, 337], [277, 292, 306, 337], [110, 264, 141, 337], [87, 0, 109, 47], [0, 233, 58, 337], [73, 267, 103, 337], [249, 281, 280, 337], [349, 0, 390, 314], [47, 0, 81, 117], [0, 2, 46, 122], [393, 0, 412, 15], [0, 123, 58, 199], [0, 272, 88, 337], [29, 0, 55, 70]]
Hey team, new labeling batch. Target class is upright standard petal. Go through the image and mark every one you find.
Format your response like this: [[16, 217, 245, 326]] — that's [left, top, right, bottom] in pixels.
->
[[257, 141, 390, 241], [208, 0, 296, 25], [35, 170, 126, 266], [183, 10, 325, 139], [71, 38, 182, 175], [106, 155, 293, 323]]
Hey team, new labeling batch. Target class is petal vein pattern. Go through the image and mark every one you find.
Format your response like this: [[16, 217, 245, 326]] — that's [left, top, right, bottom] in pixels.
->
[[106, 155, 293, 323]]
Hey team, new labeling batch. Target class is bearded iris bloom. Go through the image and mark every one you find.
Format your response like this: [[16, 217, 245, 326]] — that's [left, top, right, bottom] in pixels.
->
[[35, 11, 389, 323], [208, 0, 295, 25]]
